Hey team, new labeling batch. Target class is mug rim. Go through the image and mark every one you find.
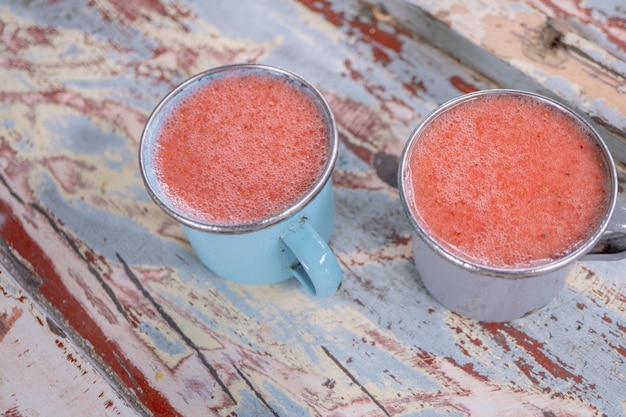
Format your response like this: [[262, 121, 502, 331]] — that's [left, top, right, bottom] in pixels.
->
[[398, 89, 618, 278], [139, 63, 338, 234]]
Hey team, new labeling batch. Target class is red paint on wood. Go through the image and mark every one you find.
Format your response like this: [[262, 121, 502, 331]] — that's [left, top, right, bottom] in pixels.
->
[[0, 307, 22, 342], [43, 156, 96, 194], [484, 323, 583, 384], [297, 0, 345, 28], [445, 357, 490, 383], [403, 77, 428, 98], [450, 76, 479, 94], [90, 0, 183, 24], [0, 90, 146, 145], [0, 22, 57, 55], [372, 46, 392, 64], [0, 198, 180, 416], [3, 406, 24, 417], [348, 19, 402, 56], [298, 0, 407, 63], [391, 234, 411, 246]]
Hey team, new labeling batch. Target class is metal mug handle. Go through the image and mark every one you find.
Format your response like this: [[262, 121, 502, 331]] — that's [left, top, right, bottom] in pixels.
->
[[584, 190, 626, 261], [281, 219, 343, 297]]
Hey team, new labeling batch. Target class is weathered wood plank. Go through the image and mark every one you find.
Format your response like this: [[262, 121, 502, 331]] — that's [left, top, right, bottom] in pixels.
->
[[0, 0, 624, 416], [0, 267, 137, 416], [389, 0, 626, 168]]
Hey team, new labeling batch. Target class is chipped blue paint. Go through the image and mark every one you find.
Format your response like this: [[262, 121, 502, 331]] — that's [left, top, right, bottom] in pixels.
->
[[2, 0, 625, 415], [137, 321, 188, 355]]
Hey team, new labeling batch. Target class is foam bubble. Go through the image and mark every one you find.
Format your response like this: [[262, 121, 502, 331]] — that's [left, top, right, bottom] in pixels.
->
[[153, 71, 330, 225], [406, 94, 607, 268]]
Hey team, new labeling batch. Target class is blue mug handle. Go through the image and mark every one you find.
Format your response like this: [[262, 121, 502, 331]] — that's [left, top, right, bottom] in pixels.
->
[[281, 220, 343, 297]]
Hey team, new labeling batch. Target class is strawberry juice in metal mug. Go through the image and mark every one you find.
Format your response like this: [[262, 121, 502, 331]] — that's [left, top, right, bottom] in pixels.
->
[[398, 89, 626, 322], [139, 64, 342, 297]]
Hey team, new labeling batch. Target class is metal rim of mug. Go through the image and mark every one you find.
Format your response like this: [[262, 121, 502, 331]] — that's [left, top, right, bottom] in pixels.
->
[[398, 89, 618, 278], [138, 63, 339, 234]]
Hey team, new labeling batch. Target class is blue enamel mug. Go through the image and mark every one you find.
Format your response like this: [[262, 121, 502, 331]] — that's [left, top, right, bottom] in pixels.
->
[[139, 64, 343, 297]]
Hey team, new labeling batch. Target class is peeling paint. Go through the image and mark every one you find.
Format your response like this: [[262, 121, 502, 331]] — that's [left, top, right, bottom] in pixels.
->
[[1, 0, 625, 416]]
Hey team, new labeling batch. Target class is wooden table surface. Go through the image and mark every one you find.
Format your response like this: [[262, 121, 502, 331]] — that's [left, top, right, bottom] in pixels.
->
[[1, 0, 624, 416]]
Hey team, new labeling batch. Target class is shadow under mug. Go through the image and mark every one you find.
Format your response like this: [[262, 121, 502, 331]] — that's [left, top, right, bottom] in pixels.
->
[[139, 64, 343, 298], [398, 89, 626, 322]]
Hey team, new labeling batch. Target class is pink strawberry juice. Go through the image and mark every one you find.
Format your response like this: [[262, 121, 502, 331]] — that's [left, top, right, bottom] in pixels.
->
[[153, 71, 330, 225], [404, 93, 609, 268]]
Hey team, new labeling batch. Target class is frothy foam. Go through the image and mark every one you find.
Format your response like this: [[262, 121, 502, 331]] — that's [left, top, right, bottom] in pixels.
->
[[406, 94, 608, 268], [153, 71, 329, 225]]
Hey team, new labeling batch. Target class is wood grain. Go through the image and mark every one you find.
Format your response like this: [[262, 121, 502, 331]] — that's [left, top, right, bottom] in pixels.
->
[[0, 0, 624, 416]]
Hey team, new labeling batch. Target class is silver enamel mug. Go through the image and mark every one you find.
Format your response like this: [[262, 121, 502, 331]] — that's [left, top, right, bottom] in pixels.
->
[[398, 89, 626, 322]]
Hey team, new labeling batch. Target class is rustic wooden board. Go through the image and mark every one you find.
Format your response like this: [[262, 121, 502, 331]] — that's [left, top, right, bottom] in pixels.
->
[[0, 268, 137, 416], [0, 0, 624, 416], [395, 0, 626, 167]]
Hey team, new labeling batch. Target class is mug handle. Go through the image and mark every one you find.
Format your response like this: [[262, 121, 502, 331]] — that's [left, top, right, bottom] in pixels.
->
[[281, 220, 343, 297], [584, 191, 626, 261]]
